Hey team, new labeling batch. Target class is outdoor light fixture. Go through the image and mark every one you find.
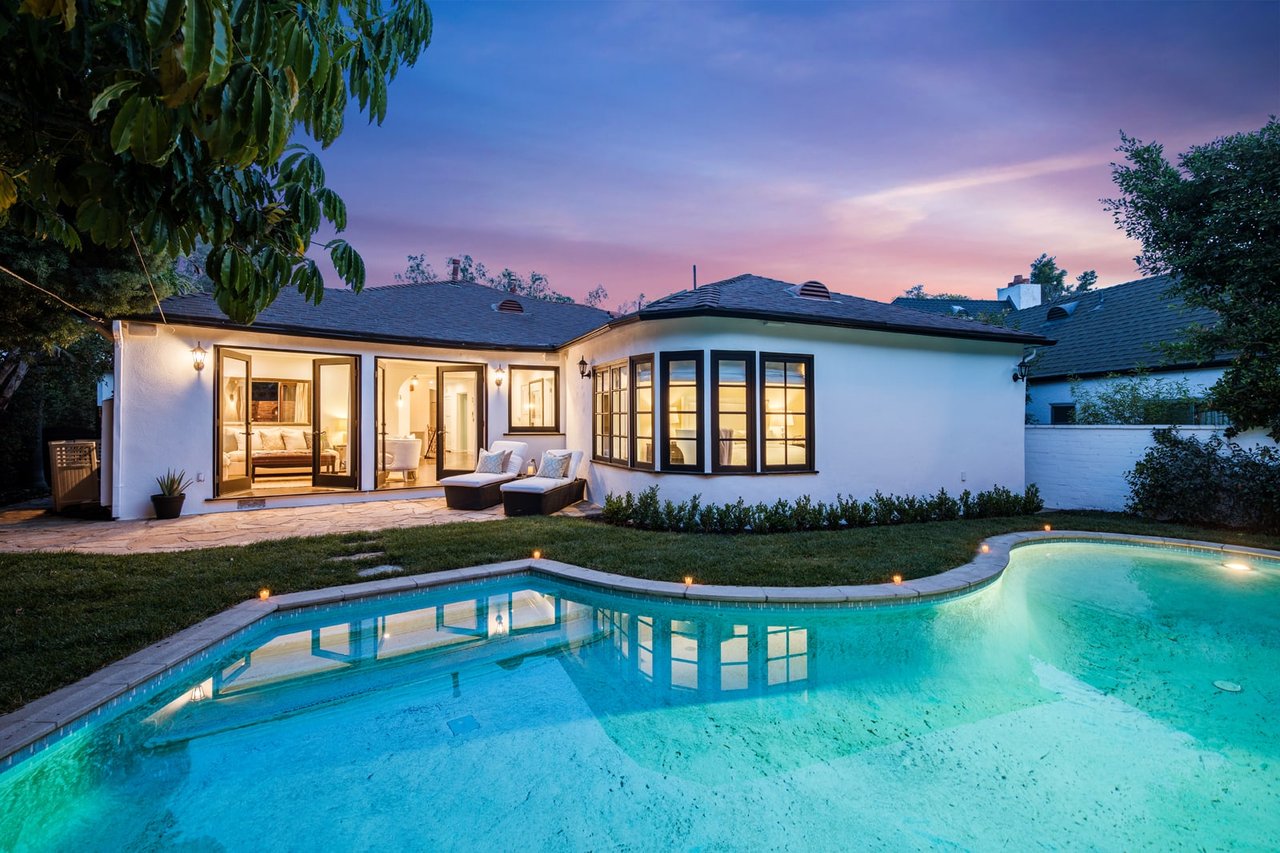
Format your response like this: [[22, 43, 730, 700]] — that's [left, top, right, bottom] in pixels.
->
[[980, 544, 991, 554], [494, 366, 506, 387], [1012, 349, 1037, 382], [532, 549, 542, 560], [578, 356, 590, 379], [1044, 524, 1052, 532], [892, 575, 903, 585], [684, 575, 693, 586], [258, 588, 270, 600], [191, 342, 207, 372]]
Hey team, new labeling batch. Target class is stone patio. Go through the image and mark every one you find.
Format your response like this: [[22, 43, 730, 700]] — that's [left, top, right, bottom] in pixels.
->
[[0, 497, 512, 555]]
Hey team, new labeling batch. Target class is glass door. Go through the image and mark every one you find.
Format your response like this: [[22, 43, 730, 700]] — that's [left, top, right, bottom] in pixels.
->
[[216, 349, 253, 495], [375, 362, 387, 486], [436, 365, 484, 479], [313, 357, 359, 489]]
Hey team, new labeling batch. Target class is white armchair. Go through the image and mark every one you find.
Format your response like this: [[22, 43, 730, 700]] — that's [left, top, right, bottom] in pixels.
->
[[383, 437, 422, 483]]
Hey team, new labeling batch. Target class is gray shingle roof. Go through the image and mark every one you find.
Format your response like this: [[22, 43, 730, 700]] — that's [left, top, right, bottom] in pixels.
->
[[632, 274, 1050, 345], [149, 281, 612, 350], [889, 297, 1013, 317], [1007, 275, 1226, 380]]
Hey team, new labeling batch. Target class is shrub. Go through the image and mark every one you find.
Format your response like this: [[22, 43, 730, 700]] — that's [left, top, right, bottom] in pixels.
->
[[1127, 428, 1279, 531], [599, 483, 1045, 535]]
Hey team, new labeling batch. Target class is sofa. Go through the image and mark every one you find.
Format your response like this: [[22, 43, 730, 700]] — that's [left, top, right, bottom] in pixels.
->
[[223, 427, 337, 477]]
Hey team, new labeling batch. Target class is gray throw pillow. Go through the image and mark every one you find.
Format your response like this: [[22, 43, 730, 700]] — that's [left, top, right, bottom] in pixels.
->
[[536, 451, 571, 479], [475, 448, 510, 474]]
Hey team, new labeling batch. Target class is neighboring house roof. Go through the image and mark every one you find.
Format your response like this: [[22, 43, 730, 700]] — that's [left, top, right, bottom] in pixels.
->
[[888, 297, 1013, 318], [146, 281, 612, 350], [624, 274, 1050, 346], [1007, 275, 1225, 381]]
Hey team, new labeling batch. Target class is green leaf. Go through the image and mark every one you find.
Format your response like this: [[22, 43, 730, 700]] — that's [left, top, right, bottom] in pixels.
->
[[206, 0, 233, 86], [328, 239, 365, 291], [0, 170, 18, 211], [109, 95, 143, 154], [89, 81, 140, 121], [181, 0, 213, 82], [144, 0, 184, 45]]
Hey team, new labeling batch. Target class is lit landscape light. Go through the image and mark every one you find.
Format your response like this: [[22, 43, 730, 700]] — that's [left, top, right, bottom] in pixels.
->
[[1223, 561, 1251, 572]]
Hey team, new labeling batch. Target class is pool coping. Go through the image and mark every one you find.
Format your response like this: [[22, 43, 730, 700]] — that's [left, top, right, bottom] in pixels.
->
[[2, 529, 1276, 765]]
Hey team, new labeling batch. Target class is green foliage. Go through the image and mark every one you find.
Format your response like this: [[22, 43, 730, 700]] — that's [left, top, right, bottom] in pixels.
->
[[1070, 372, 1204, 425], [1, 0, 433, 325], [601, 484, 1044, 535], [395, 252, 608, 306], [1127, 429, 1279, 532], [154, 468, 193, 496], [1029, 253, 1096, 303], [1106, 119, 1280, 439], [900, 284, 970, 300]]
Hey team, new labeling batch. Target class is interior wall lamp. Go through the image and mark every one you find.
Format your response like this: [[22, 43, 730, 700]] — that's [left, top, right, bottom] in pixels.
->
[[191, 342, 207, 372], [578, 356, 590, 379], [494, 365, 506, 387]]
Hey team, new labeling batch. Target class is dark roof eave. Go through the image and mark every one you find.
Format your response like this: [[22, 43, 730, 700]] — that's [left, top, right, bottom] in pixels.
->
[[128, 312, 565, 352], [623, 306, 1054, 346], [1027, 356, 1235, 383]]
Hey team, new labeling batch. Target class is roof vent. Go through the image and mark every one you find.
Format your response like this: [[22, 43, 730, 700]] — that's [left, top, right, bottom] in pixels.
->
[[790, 280, 831, 300], [950, 305, 970, 317], [1046, 301, 1078, 321], [495, 299, 524, 314]]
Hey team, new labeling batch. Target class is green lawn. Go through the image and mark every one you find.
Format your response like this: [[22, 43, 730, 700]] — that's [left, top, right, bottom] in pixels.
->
[[1, 511, 1276, 715]]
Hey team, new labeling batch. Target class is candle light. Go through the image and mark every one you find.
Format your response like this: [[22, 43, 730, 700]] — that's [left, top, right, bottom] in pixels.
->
[[258, 588, 270, 600], [684, 576, 693, 585], [532, 549, 542, 560], [980, 544, 990, 554], [892, 575, 902, 585]]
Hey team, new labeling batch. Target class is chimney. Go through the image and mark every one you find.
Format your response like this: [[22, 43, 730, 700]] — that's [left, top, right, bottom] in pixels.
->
[[450, 258, 460, 282], [997, 273, 1041, 310]]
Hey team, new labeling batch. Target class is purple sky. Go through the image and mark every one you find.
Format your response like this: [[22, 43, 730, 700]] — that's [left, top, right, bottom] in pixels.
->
[[312, 1, 1279, 306]]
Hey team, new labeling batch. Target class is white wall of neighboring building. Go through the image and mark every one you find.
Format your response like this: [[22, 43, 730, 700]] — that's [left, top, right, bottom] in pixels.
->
[[1025, 367, 1225, 425], [108, 320, 567, 519], [1025, 424, 1276, 511], [564, 316, 1029, 507]]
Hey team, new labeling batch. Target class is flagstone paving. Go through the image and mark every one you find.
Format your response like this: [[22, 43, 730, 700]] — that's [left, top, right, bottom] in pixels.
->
[[0, 497, 511, 555]]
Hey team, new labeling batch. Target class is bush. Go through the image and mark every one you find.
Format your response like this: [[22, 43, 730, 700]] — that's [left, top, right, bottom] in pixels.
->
[[600, 483, 1045, 535], [1127, 428, 1280, 531]]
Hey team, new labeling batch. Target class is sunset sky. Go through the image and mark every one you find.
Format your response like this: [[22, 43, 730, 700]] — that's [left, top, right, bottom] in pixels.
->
[[314, 1, 1279, 306]]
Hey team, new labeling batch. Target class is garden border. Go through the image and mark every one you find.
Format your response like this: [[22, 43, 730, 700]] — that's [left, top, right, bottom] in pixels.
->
[[2, 530, 1277, 767]]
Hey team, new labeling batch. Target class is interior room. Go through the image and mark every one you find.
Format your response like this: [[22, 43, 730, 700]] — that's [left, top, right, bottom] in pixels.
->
[[376, 358, 484, 490]]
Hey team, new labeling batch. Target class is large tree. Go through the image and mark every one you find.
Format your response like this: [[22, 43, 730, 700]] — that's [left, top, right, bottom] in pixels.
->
[[396, 252, 611, 308], [1028, 254, 1096, 302], [1106, 119, 1280, 439], [0, 0, 432, 324]]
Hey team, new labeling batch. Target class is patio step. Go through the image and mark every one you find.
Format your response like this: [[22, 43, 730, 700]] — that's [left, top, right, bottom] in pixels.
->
[[357, 564, 404, 577], [327, 551, 386, 563]]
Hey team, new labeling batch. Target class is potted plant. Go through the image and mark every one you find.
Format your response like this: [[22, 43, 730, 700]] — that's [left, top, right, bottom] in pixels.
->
[[152, 469, 194, 519]]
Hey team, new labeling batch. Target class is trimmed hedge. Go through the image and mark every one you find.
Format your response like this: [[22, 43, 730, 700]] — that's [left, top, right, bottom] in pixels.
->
[[1127, 429, 1280, 532], [601, 484, 1044, 534]]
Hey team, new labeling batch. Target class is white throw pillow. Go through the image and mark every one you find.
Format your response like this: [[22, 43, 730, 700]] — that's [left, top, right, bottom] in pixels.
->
[[536, 450, 571, 479], [259, 429, 285, 451], [281, 429, 307, 451]]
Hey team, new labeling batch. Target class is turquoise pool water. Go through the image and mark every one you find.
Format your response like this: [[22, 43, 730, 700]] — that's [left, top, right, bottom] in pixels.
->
[[1, 541, 1277, 851]]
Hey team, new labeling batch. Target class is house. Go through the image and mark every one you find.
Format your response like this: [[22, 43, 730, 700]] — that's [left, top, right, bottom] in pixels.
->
[[101, 274, 1051, 519], [889, 273, 1043, 320], [1005, 275, 1228, 425]]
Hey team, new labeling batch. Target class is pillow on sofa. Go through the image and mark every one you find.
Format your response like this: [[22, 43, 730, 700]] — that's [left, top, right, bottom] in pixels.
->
[[222, 427, 239, 452], [535, 450, 571, 480], [303, 431, 313, 449], [258, 429, 285, 451], [475, 448, 511, 475], [281, 428, 308, 451]]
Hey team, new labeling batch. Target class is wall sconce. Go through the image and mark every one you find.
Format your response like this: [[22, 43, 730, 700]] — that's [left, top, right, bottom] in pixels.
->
[[191, 342, 207, 372], [1012, 348, 1037, 382], [494, 365, 506, 387], [578, 356, 590, 379], [409, 375, 418, 392]]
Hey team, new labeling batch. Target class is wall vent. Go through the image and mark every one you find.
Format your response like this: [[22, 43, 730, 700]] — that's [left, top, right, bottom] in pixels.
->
[[126, 322, 158, 337], [495, 299, 525, 314], [790, 281, 831, 300]]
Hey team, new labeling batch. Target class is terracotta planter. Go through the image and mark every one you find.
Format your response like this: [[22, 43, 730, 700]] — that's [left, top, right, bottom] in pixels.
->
[[151, 494, 186, 520]]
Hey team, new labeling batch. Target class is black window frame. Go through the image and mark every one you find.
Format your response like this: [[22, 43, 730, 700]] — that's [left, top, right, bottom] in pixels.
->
[[591, 359, 629, 465], [659, 350, 705, 472], [506, 364, 561, 434], [629, 353, 656, 470], [758, 352, 815, 473], [710, 350, 756, 473]]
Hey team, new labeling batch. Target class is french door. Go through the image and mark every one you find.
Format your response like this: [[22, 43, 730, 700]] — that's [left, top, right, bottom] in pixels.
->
[[313, 356, 359, 489], [436, 365, 485, 480], [216, 348, 253, 495]]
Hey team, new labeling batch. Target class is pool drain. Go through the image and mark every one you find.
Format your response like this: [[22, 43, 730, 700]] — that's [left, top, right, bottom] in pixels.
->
[[1213, 680, 1242, 693]]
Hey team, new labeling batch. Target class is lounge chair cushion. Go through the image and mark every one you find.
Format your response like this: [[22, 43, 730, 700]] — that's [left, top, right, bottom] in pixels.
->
[[488, 440, 530, 475], [440, 471, 517, 487], [501, 475, 573, 494]]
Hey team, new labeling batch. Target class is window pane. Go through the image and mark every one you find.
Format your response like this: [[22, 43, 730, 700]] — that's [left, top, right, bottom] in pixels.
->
[[785, 361, 805, 385], [636, 387, 653, 412], [785, 388, 806, 414], [635, 362, 652, 384], [721, 414, 747, 437], [763, 387, 785, 414], [764, 362, 785, 385], [636, 437, 654, 464], [510, 368, 557, 429], [788, 418, 807, 439], [719, 385, 747, 411], [669, 359, 697, 382], [669, 385, 698, 411], [764, 413, 787, 437], [787, 441, 807, 465], [765, 441, 785, 466], [636, 413, 652, 437], [726, 441, 748, 467], [671, 438, 697, 465], [717, 359, 747, 383]]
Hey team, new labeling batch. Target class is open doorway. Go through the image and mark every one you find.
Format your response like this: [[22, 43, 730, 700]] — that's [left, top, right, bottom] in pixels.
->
[[375, 358, 485, 489], [215, 347, 359, 498]]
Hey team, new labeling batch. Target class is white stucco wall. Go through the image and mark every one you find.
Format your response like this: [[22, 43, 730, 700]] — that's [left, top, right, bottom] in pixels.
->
[[108, 320, 566, 519], [564, 316, 1029, 507], [1025, 367, 1224, 425], [1025, 424, 1276, 511]]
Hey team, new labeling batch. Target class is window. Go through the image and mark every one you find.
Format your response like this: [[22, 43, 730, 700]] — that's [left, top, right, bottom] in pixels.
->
[[660, 351, 704, 471], [508, 366, 559, 432], [630, 355, 655, 469], [1050, 404, 1076, 425], [760, 354, 814, 471], [766, 626, 808, 687], [592, 361, 629, 463], [711, 351, 755, 472]]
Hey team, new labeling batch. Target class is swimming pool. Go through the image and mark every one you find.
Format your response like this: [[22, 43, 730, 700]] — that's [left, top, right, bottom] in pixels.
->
[[1, 539, 1276, 850]]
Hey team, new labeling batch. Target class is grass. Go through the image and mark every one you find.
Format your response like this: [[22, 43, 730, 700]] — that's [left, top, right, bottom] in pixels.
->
[[1, 511, 1277, 715]]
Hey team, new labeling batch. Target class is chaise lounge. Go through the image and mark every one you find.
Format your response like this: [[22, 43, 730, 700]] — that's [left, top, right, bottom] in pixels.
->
[[500, 449, 586, 516], [439, 440, 529, 510]]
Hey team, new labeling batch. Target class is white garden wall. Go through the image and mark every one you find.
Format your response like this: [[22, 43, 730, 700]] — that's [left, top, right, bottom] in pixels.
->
[[1025, 424, 1276, 511]]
